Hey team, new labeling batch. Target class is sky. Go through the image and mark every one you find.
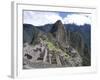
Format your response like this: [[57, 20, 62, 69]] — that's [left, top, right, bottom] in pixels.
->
[[23, 11, 91, 26]]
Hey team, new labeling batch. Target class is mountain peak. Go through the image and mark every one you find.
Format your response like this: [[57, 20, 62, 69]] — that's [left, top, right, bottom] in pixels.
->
[[53, 20, 65, 34], [54, 20, 63, 27], [50, 20, 64, 33], [50, 20, 68, 47], [55, 20, 62, 24]]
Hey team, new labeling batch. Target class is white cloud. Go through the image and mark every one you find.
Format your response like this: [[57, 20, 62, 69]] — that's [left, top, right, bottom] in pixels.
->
[[24, 11, 91, 26], [24, 11, 63, 26], [63, 14, 91, 25]]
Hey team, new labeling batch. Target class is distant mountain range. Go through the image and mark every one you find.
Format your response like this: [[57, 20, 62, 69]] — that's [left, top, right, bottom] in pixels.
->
[[23, 20, 91, 66], [23, 21, 91, 47]]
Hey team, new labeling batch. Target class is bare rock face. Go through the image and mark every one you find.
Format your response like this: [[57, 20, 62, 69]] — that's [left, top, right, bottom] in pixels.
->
[[51, 20, 68, 46], [23, 20, 83, 69]]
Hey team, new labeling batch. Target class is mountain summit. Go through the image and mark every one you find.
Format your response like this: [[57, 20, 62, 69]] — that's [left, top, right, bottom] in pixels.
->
[[23, 19, 91, 68], [51, 20, 68, 47]]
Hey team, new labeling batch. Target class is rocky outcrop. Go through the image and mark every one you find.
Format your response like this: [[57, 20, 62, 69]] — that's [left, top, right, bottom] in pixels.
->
[[23, 20, 91, 68], [51, 20, 68, 47]]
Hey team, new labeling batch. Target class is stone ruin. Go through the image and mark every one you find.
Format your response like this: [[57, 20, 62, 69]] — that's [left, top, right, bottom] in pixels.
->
[[23, 39, 82, 69]]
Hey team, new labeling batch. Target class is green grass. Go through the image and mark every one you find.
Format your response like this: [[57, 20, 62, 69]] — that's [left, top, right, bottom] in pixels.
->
[[32, 37, 70, 58], [44, 39, 61, 52], [44, 38, 70, 58]]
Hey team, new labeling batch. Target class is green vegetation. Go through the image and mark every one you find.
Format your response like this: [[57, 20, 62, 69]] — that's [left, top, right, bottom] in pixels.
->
[[43, 37, 61, 52], [43, 37, 69, 58], [32, 34, 70, 58]]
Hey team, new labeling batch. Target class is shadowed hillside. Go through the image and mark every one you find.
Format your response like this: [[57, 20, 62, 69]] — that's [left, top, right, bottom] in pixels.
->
[[23, 20, 91, 69]]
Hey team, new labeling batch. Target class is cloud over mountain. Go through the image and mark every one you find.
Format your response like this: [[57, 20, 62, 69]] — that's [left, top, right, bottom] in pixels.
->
[[63, 14, 91, 25], [24, 11, 63, 26], [24, 11, 91, 26]]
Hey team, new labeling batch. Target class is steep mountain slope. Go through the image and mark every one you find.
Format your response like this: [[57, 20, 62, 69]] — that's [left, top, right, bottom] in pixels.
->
[[50, 20, 68, 48], [64, 24, 91, 66], [23, 20, 91, 68]]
